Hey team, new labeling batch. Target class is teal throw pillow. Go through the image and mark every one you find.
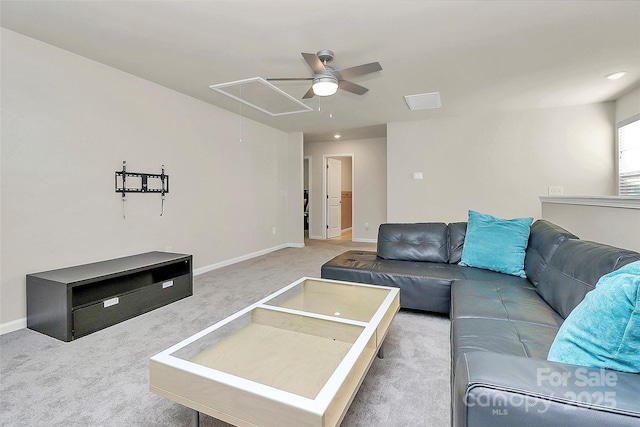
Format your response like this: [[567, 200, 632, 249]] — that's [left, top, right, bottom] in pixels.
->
[[547, 261, 640, 373], [459, 210, 533, 278]]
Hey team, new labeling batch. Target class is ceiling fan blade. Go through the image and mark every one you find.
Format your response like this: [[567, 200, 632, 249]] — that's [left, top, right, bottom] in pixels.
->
[[338, 80, 369, 95], [302, 52, 327, 74], [266, 77, 313, 81], [336, 62, 382, 80], [302, 86, 316, 99]]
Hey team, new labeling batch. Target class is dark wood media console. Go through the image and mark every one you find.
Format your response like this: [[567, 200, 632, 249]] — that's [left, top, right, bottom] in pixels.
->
[[27, 252, 193, 341]]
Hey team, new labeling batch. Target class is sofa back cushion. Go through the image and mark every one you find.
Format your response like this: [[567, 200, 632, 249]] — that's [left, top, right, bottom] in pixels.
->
[[524, 220, 578, 286], [458, 210, 533, 278], [448, 222, 467, 264], [537, 239, 640, 319], [377, 223, 449, 263]]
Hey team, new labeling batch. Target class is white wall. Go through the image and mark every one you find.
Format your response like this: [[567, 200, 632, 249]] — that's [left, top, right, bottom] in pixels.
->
[[286, 132, 304, 247], [387, 104, 616, 223], [615, 85, 640, 123], [303, 158, 310, 191], [541, 201, 640, 252], [0, 29, 302, 327], [304, 137, 387, 242]]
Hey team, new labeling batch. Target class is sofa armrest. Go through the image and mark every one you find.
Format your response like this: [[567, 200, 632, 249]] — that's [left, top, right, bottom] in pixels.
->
[[453, 352, 640, 427]]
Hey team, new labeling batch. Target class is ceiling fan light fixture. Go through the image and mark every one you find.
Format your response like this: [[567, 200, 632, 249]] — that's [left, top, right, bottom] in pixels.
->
[[312, 76, 339, 97]]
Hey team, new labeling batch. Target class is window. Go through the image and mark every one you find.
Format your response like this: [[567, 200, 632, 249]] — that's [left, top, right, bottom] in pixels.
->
[[618, 114, 640, 196]]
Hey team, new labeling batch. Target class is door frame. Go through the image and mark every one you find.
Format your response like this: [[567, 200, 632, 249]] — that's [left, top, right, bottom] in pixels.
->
[[322, 153, 354, 240], [326, 157, 342, 239], [303, 156, 312, 237]]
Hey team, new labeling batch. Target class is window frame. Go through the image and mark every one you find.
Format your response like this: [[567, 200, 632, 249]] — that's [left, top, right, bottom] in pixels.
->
[[616, 113, 640, 196]]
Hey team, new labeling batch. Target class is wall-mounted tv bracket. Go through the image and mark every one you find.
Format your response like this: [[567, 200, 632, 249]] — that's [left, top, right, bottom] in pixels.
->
[[115, 161, 169, 219]]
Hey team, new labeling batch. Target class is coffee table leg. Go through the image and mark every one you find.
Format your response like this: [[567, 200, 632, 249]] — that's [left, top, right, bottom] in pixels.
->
[[192, 409, 199, 427], [377, 343, 384, 359]]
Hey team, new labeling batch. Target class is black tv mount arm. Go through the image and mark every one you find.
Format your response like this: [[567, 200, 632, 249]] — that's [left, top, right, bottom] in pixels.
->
[[115, 161, 169, 194], [115, 161, 169, 218]]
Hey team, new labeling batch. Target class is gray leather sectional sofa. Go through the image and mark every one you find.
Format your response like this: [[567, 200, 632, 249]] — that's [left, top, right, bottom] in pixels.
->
[[321, 220, 640, 427]]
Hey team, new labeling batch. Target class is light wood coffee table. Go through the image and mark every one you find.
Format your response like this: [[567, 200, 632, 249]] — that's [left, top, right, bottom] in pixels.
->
[[150, 277, 400, 427]]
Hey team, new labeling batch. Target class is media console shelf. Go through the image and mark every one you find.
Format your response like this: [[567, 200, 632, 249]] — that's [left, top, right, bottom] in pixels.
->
[[27, 252, 193, 342]]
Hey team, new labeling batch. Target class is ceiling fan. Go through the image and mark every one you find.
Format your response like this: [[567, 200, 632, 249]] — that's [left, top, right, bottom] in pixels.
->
[[267, 49, 382, 99]]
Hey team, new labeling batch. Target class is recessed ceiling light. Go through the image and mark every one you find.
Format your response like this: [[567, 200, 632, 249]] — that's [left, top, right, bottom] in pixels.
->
[[605, 72, 626, 80], [334, 134, 341, 139]]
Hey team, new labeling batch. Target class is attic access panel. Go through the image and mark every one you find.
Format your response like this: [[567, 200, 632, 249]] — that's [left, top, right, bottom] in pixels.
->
[[209, 77, 313, 116], [404, 92, 442, 110]]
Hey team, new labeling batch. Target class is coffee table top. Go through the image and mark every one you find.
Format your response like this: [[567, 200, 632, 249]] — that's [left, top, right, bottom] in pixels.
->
[[150, 277, 400, 427]]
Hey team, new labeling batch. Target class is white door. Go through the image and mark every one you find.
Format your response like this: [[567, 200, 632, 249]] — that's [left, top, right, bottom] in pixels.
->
[[327, 158, 342, 238]]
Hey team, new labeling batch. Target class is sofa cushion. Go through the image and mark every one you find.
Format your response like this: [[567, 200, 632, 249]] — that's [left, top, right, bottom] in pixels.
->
[[448, 222, 467, 264], [453, 318, 559, 361], [320, 250, 457, 313], [451, 279, 564, 328], [451, 279, 563, 364], [459, 210, 533, 278], [377, 222, 449, 263], [547, 261, 640, 373], [536, 239, 640, 319], [524, 220, 578, 287]]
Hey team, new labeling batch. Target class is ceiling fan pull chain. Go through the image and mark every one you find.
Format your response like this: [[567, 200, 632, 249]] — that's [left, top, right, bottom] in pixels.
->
[[239, 85, 243, 143], [330, 96, 333, 118]]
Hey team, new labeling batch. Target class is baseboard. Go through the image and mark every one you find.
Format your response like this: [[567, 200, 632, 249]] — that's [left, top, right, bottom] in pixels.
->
[[193, 243, 303, 276], [0, 318, 27, 335], [353, 237, 377, 243], [307, 234, 375, 243], [341, 227, 353, 232]]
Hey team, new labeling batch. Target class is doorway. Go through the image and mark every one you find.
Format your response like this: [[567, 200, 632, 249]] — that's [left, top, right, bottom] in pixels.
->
[[323, 154, 354, 241]]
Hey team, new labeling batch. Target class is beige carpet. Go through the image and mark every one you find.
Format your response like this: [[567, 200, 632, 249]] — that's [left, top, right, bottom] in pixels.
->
[[0, 238, 450, 427]]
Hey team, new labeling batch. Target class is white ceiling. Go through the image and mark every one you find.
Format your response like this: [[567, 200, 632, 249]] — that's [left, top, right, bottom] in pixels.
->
[[2, 1, 639, 142]]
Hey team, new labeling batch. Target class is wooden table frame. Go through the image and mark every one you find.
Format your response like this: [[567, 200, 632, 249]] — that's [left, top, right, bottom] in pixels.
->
[[150, 277, 400, 427]]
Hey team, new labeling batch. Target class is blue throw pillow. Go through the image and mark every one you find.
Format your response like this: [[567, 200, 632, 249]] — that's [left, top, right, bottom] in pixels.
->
[[547, 261, 640, 373], [459, 210, 533, 278]]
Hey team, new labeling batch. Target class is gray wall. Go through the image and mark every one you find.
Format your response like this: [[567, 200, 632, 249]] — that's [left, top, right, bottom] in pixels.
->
[[616, 85, 640, 124], [0, 29, 302, 327], [542, 201, 640, 252], [387, 104, 616, 223]]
